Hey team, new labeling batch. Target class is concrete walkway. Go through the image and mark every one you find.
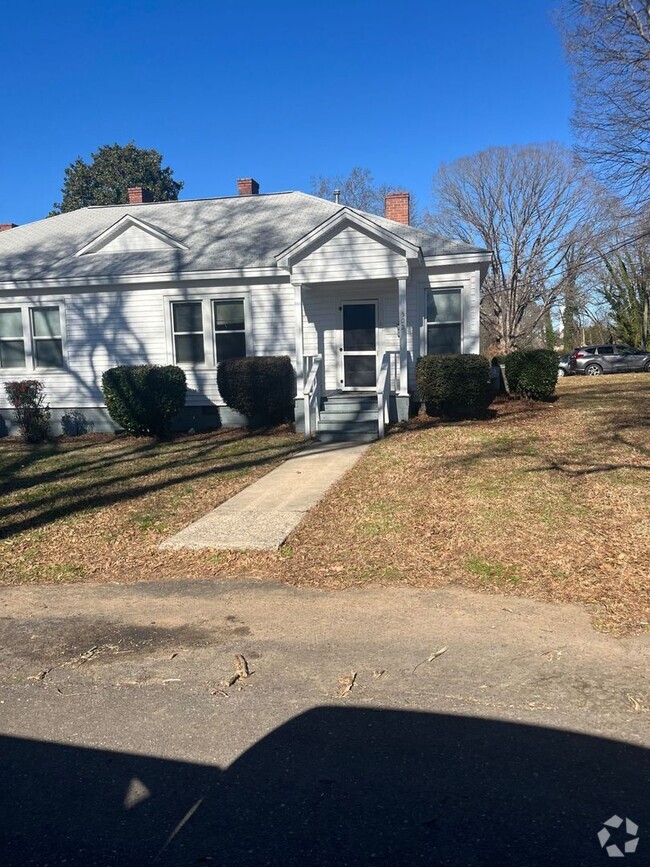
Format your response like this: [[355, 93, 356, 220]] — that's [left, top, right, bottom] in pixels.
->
[[160, 441, 369, 551]]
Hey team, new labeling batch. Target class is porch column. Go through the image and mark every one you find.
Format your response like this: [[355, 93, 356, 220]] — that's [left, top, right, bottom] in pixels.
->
[[293, 281, 304, 397], [398, 277, 408, 395]]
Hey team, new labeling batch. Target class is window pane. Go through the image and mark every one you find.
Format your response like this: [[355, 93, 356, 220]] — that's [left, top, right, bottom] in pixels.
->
[[214, 300, 245, 330], [173, 302, 203, 333], [427, 323, 461, 355], [344, 355, 376, 388], [597, 345, 613, 355], [343, 304, 376, 351], [427, 290, 461, 323], [32, 307, 61, 338], [35, 338, 63, 368], [0, 308, 24, 338], [174, 333, 205, 363], [0, 340, 26, 368], [216, 331, 246, 362]]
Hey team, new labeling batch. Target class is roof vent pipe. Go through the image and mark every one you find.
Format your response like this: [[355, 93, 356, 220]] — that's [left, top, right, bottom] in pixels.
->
[[333, 189, 341, 205]]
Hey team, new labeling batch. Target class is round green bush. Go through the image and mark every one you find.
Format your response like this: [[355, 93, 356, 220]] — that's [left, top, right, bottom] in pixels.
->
[[504, 350, 558, 401], [101, 364, 187, 437], [217, 356, 295, 426], [416, 354, 494, 419]]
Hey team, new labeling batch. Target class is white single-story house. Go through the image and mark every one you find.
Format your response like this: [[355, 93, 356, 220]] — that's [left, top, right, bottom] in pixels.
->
[[0, 180, 490, 441]]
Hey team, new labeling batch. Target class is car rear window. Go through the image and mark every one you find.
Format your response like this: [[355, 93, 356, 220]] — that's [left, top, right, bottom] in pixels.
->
[[596, 346, 614, 355]]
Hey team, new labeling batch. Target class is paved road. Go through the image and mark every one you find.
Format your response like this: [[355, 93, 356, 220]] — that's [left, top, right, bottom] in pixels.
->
[[0, 579, 648, 866]]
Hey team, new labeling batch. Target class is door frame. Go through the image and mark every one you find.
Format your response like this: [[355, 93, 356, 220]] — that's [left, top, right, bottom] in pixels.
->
[[337, 299, 379, 391]]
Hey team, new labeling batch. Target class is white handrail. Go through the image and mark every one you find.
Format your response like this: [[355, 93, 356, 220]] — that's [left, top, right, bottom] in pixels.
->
[[377, 352, 392, 439], [303, 354, 322, 438]]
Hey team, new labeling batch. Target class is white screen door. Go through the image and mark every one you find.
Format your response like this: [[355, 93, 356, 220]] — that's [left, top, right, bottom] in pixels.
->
[[340, 301, 377, 389]]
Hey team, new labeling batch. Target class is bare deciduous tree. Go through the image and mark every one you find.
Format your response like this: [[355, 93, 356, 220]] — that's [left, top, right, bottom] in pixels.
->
[[310, 166, 418, 221], [427, 143, 600, 352], [559, 0, 650, 207]]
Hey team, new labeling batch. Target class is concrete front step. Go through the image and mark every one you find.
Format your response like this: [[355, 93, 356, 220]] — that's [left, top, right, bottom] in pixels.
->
[[323, 395, 376, 408], [316, 393, 380, 442], [318, 410, 378, 422], [318, 431, 378, 443], [317, 419, 378, 434]]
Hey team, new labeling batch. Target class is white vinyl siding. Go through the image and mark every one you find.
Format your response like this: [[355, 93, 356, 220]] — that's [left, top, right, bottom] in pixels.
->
[[292, 226, 409, 283]]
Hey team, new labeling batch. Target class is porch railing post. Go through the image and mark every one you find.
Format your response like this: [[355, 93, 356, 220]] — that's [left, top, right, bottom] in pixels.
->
[[293, 281, 304, 398], [398, 277, 408, 395]]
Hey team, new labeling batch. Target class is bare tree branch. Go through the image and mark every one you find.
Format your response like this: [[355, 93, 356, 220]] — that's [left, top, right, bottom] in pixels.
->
[[558, 0, 650, 207], [427, 143, 602, 352]]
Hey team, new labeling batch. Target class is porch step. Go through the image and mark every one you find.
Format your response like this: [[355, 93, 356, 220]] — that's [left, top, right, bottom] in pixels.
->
[[317, 419, 377, 434], [316, 393, 379, 442], [318, 431, 378, 444]]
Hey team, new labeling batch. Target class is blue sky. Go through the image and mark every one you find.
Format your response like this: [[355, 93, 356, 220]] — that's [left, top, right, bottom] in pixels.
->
[[0, 0, 572, 225]]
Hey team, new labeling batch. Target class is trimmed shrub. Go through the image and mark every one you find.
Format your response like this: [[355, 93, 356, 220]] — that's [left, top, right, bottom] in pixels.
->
[[505, 349, 558, 401], [101, 364, 187, 437], [217, 356, 295, 426], [416, 354, 494, 419], [4, 380, 51, 442]]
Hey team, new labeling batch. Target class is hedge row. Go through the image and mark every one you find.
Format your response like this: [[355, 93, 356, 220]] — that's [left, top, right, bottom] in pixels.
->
[[504, 349, 558, 401], [416, 354, 493, 419], [101, 364, 187, 437], [217, 355, 295, 425]]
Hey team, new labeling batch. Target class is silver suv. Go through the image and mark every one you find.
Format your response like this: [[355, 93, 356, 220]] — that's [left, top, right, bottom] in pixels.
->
[[569, 344, 650, 376]]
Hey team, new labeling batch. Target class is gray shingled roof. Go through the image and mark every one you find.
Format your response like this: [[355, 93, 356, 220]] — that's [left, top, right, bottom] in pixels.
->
[[0, 191, 488, 283]]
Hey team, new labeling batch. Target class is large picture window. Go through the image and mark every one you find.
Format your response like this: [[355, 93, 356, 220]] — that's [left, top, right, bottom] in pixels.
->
[[426, 288, 462, 355], [31, 307, 64, 368], [172, 301, 205, 364], [214, 300, 246, 362], [0, 308, 26, 369]]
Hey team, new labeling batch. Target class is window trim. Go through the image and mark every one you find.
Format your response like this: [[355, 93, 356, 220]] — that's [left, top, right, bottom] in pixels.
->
[[0, 306, 27, 371], [30, 306, 65, 370], [0, 301, 67, 372], [164, 292, 252, 373], [171, 300, 207, 366], [424, 286, 463, 355], [212, 298, 248, 365]]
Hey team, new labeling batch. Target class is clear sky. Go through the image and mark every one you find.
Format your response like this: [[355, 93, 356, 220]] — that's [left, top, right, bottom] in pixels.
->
[[0, 0, 573, 225]]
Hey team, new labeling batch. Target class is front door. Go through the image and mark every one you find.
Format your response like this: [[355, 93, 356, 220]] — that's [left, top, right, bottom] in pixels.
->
[[340, 301, 377, 389]]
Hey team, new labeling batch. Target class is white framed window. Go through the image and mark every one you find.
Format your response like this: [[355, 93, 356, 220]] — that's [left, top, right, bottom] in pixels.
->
[[172, 301, 205, 364], [31, 306, 64, 368], [0, 303, 66, 370], [168, 296, 250, 368], [426, 287, 462, 354], [0, 307, 26, 369], [213, 299, 246, 362]]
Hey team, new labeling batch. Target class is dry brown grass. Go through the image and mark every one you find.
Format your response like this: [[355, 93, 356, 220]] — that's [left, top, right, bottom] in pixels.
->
[[1, 375, 648, 635], [219, 374, 649, 635], [0, 428, 302, 586]]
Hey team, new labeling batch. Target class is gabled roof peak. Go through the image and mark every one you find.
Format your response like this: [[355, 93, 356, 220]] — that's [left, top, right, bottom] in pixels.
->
[[75, 214, 189, 256]]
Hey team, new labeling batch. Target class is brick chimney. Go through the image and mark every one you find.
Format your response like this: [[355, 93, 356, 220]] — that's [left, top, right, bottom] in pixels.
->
[[384, 192, 410, 225], [127, 187, 153, 204], [237, 178, 260, 196], [0, 223, 17, 232]]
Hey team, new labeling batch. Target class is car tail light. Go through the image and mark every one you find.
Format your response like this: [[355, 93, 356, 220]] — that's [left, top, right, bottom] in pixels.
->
[[574, 351, 586, 358]]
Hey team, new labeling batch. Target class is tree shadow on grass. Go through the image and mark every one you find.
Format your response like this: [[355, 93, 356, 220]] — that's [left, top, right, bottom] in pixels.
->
[[0, 433, 302, 541], [0, 706, 647, 865]]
